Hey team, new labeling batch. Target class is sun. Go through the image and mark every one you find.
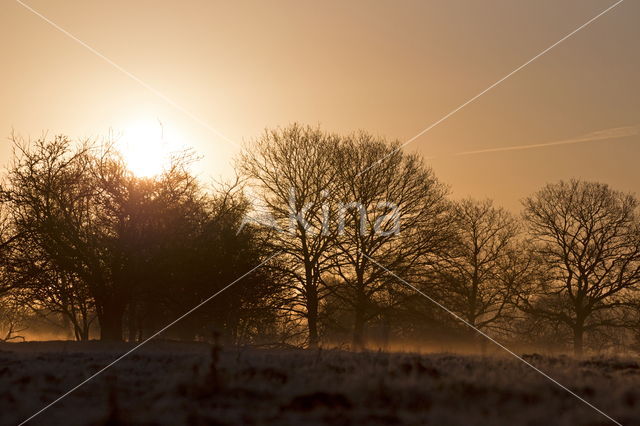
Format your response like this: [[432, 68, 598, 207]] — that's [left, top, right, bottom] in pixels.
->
[[117, 120, 177, 177]]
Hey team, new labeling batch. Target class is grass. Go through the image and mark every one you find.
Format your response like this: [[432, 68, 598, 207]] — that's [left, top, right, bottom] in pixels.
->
[[1, 340, 638, 425]]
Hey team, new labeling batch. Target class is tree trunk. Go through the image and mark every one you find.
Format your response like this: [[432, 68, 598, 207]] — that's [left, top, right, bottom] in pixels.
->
[[99, 301, 126, 341], [573, 325, 584, 358], [223, 313, 240, 346], [352, 309, 365, 351], [80, 324, 90, 341], [307, 290, 319, 349], [351, 274, 367, 351], [352, 287, 366, 351], [62, 312, 74, 340], [80, 310, 91, 341], [479, 334, 488, 356], [73, 325, 81, 342], [126, 303, 135, 342]]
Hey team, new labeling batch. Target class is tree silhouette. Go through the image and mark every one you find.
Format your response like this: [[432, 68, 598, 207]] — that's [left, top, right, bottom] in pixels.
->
[[332, 133, 451, 350], [435, 199, 523, 331], [521, 180, 640, 356], [240, 124, 341, 348], [1, 136, 125, 339], [430, 198, 534, 353]]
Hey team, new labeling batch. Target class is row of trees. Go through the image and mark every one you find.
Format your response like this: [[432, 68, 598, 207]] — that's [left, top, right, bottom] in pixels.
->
[[1, 124, 639, 356], [241, 125, 640, 356]]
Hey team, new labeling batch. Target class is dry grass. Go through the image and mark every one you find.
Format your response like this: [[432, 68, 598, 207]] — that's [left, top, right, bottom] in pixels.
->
[[1, 341, 638, 425]]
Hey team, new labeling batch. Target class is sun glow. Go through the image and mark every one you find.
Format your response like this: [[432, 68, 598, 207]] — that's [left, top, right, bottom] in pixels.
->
[[117, 119, 184, 177]]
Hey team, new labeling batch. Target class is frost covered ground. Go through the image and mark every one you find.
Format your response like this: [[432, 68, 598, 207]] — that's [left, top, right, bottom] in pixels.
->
[[0, 341, 639, 425]]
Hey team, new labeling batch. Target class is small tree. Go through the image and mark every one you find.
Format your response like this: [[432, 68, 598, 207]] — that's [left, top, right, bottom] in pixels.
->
[[522, 180, 640, 356]]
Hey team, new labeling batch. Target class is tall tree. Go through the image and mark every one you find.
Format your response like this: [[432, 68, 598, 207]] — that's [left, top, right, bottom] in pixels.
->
[[522, 180, 640, 356], [332, 133, 451, 350], [240, 124, 341, 348]]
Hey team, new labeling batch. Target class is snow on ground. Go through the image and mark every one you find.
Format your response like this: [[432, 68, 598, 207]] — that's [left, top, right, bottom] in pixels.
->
[[0, 341, 638, 425]]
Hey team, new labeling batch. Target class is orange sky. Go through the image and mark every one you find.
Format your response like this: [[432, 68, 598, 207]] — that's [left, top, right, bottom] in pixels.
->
[[1, 0, 638, 210]]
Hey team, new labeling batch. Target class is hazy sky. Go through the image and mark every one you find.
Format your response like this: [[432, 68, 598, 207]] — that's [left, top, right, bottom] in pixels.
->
[[1, 0, 638, 209]]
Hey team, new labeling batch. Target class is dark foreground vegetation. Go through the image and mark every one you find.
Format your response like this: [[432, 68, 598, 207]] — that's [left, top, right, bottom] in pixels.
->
[[1, 124, 640, 358], [1, 341, 639, 425]]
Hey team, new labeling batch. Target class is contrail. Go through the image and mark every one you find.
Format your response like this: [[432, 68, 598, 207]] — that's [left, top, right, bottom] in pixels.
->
[[452, 125, 639, 157], [355, 0, 626, 176]]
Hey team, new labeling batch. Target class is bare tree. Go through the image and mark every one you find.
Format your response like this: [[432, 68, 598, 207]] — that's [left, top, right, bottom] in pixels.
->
[[437, 199, 522, 329], [521, 180, 640, 356], [239, 124, 341, 348], [433, 199, 530, 351], [0, 136, 120, 337], [1, 174, 95, 340], [332, 133, 451, 350]]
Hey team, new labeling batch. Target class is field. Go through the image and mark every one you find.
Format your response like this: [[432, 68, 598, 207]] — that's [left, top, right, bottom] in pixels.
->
[[1, 341, 639, 426]]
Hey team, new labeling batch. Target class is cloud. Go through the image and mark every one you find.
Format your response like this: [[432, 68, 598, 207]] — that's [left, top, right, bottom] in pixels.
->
[[453, 125, 640, 157]]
